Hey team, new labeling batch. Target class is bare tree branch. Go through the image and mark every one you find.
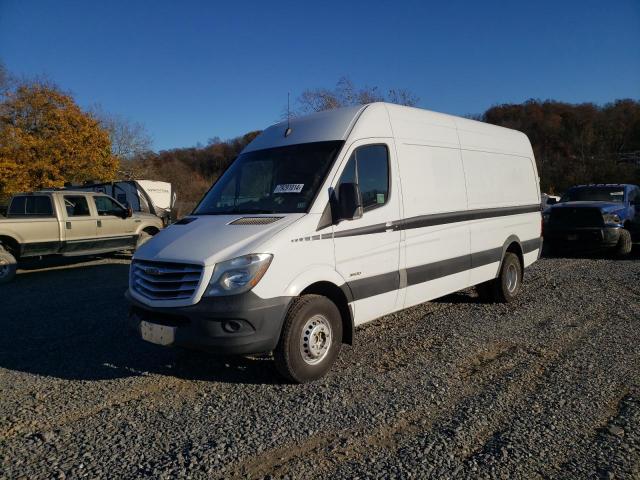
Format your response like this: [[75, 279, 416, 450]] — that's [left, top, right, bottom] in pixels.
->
[[90, 106, 152, 160], [296, 77, 419, 114]]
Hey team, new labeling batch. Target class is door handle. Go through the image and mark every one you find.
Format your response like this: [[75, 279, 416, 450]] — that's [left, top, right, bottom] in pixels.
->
[[66, 222, 72, 230], [97, 220, 102, 228]]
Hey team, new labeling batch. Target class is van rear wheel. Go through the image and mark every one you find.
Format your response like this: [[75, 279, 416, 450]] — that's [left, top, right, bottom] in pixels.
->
[[274, 294, 342, 383], [476, 252, 522, 303]]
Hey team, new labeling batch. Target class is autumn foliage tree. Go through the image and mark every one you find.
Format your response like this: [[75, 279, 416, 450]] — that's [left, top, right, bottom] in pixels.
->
[[0, 81, 117, 198]]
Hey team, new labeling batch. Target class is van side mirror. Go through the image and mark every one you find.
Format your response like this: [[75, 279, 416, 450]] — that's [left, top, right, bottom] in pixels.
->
[[337, 183, 363, 221], [125, 207, 133, 218]]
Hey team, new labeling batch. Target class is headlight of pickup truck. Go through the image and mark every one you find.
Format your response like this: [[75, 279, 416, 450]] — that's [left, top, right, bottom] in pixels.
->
[[602, 213, 621, 225], [205, 254, 273, 296]]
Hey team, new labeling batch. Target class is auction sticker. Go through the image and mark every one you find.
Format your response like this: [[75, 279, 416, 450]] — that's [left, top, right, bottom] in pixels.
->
[[274, 184, 304, 193]]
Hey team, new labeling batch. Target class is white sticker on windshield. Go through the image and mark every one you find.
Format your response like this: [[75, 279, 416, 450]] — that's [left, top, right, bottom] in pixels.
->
[[274, 184, 304, 194]]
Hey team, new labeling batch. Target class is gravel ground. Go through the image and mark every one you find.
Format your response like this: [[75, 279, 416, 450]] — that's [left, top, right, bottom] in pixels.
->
[[0, 253, 639, 479]]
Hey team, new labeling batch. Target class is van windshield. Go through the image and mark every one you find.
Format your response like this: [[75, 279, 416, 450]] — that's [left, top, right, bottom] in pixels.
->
[[194, 141, 344, 215]]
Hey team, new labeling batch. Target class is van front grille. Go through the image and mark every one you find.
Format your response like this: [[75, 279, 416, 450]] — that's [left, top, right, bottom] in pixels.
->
[[131, 259, 203, 301]]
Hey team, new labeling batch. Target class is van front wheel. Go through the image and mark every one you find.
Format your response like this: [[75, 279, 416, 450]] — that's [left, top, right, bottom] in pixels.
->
[[274, 294, 342, 383]]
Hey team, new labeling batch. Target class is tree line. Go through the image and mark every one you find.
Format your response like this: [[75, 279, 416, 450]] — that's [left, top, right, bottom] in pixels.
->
[[1, 67, 638, 214], [481, 99, 640, 193]]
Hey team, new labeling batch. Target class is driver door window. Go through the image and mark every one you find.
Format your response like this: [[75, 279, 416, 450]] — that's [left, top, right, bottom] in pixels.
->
[[336, 145, 390, 212]]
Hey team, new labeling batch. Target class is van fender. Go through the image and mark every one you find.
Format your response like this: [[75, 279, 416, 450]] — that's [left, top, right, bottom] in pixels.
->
[[496, 234, 523, 277], [283, 265, 351, 298], [280, 265, 356, 345]]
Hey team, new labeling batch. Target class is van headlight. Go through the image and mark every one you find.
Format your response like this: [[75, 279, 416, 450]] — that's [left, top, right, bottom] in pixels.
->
[[602, 213, 621, 225], [205, 254, 273, 296]]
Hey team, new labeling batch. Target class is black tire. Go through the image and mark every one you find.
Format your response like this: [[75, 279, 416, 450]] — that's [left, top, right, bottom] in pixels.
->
[[615, 228, 632, 257], [0, 246, 17, 284], [274, 294, 342, 383], [476, 251, 522, 303]]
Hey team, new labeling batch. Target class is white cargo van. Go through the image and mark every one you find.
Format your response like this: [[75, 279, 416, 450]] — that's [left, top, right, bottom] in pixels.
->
[[127, 103, 541, 382]]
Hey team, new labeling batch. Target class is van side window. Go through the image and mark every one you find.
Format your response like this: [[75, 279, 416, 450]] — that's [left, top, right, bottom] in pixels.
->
[[64, 196, 91, 217], [8, 195, 54, 217], [337, 145, 389, 212]]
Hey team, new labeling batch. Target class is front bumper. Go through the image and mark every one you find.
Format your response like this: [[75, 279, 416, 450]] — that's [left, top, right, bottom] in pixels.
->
[[126, 290, 292, 355], [544, 225, 621, 248]]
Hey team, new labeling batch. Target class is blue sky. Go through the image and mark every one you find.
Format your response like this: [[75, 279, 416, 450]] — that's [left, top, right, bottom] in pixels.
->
[[1, 0, 639, 151]]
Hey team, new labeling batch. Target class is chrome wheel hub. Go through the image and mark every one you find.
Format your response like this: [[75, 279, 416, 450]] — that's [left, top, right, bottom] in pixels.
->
[[506, 263, 518, 293], [300, 314, 332, 365]]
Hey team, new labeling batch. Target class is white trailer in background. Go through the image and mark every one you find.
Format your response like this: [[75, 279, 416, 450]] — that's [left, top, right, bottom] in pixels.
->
[[65, 180, 176, 225]]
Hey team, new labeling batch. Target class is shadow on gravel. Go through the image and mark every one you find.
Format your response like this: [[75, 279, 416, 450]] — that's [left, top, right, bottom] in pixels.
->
[[433, 289, 487, 305], [0, 260, 281, 385], [16, 253, 130, 271]]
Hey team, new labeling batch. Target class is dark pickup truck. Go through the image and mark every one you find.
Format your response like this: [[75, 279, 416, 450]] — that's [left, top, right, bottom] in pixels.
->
[[543, 184, 640, 256]]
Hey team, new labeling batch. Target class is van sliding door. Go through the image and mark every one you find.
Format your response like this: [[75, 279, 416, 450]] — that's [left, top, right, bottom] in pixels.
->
[[397, 143, 471, 307]]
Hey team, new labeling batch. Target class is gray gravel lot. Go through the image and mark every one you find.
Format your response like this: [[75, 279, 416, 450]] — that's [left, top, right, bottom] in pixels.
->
[[0, 253, 639, 479]]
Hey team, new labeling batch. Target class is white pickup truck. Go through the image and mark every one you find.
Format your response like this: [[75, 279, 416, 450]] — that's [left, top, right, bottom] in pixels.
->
[[0, 190, 163, 283]]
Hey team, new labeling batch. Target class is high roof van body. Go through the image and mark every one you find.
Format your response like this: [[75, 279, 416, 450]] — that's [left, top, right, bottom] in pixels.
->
[[127, 103, 541, 382]]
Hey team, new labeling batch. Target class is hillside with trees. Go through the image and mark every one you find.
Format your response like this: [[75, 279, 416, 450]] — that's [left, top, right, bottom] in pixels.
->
[[132, 95, 640, 215], [1, 67, 638, 215], [482, 99, 640, 193]]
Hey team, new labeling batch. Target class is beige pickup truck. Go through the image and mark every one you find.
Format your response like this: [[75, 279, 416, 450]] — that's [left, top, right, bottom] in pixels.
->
[[0, 190, 163, 283]]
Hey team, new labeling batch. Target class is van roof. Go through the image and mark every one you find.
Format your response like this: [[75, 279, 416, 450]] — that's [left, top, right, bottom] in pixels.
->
[[243, 104, 367, 153], [244, 102, 532, 158]]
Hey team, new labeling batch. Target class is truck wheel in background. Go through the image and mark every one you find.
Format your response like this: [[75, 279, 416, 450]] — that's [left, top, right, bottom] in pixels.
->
[[135, 231, 153, 251], [476, 252, 522, 303], [274, 294, 343, 383], [615, 228, 632, 257], [0, 246, 17, 284]]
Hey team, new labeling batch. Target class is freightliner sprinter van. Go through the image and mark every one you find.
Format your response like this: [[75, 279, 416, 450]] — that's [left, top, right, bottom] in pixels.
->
[[127, 103, 542, 382]]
